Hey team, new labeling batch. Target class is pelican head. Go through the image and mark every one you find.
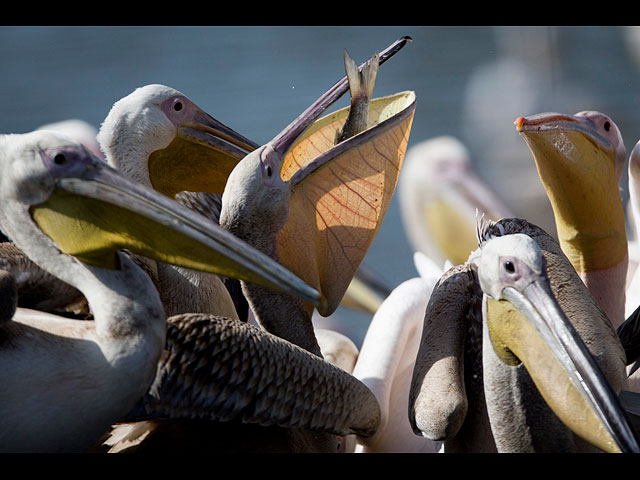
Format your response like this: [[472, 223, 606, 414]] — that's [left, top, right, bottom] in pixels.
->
[[515, 111, 627, 273], [98, 84, 258, 198], [220, 142, 291, 252], [221, 36, 415, 318], [0, 130, 322, 308], [469, 233, 638, 453]]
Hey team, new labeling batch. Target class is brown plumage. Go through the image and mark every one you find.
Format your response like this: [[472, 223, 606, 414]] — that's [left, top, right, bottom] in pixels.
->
[[101, 314, 379, 452]]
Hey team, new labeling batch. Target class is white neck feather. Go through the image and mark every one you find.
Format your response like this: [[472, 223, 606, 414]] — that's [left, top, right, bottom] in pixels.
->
[[98, 99, 174, 189]]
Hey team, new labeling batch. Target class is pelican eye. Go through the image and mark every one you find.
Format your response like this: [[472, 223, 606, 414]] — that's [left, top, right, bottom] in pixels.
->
[[174, 101, 183, 112], [266, 165, 273, 177], [53, 153, 67, 165], [503, 260, 515, 274], [604, 121, 611, 132]]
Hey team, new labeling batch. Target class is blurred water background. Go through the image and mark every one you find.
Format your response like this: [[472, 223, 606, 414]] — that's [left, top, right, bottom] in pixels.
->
[[2, 26, 640, 347]]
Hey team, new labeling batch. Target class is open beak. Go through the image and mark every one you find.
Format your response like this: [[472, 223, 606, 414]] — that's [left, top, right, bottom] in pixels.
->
[[30, 158, 322, 308], [149, 108, 260, 198], [486, 278, 639, 453], [258, 36, 415, 317]]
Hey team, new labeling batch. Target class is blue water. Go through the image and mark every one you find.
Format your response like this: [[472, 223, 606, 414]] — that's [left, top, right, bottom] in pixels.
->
[[2, 26, 640, 346]]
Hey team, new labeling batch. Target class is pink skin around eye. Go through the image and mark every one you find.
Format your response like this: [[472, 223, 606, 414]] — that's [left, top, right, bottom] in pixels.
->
[[42, 146, 97, 177], [159, 96, 195, 128], [259, 146, 282, 186]]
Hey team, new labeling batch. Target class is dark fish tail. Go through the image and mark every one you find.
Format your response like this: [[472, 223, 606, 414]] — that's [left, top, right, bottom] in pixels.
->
[[335, 50, 380, 144]]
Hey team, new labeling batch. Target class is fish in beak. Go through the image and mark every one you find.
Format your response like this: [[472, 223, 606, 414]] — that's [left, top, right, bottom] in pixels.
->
[[221, 36, 416, 317]]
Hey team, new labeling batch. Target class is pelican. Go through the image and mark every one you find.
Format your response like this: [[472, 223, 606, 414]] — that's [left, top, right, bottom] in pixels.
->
[[351, 251, 443, 453], [101, 36, 414, 453], [0, 130, 327, 452], [220, 35, 414, 356], [398, 136, 514, 267], [409, 217, 636, 452], [0, 120, 108, 315], [0, 85, 259, 321], [515, 111, 628, 328], [97, 83, 261, 320], [21, 84, 385, 322]]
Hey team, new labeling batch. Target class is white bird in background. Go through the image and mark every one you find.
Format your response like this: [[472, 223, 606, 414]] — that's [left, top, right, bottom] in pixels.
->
[[398, 136, 514, 268], [37, 118, 105, 161], [352, 251, 445, 453]]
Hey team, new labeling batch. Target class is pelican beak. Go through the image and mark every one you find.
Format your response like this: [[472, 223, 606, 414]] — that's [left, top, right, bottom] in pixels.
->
[[515, 113, 626, 272], [251, 36, 415, 317], [340, 276, 385, 314], [149, 108, 260, 198], [485, 274, 639, 453], [30, 153, 322, 308]]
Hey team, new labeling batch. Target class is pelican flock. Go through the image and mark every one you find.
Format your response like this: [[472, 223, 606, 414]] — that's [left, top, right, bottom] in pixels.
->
[[2, 32, 640, 454]]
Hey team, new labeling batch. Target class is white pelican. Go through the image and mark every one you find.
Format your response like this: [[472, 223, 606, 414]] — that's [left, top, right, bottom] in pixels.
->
[[409, 217, 636, 452], [96, 83, 260, 320], [516, 111, 628, 329], [351, 251, 444, 453], [0, 130, 324, 452], [398, 136, 514, 267], [0, 85, 259, 321]]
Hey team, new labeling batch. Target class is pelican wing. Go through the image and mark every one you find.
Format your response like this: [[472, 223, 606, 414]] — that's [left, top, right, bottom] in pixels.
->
[[277, 91, 416, 316], [124, 314, 381, 437]]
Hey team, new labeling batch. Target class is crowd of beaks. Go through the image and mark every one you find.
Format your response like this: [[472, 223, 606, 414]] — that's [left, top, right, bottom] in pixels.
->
[[1, 34, 640, 453]]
